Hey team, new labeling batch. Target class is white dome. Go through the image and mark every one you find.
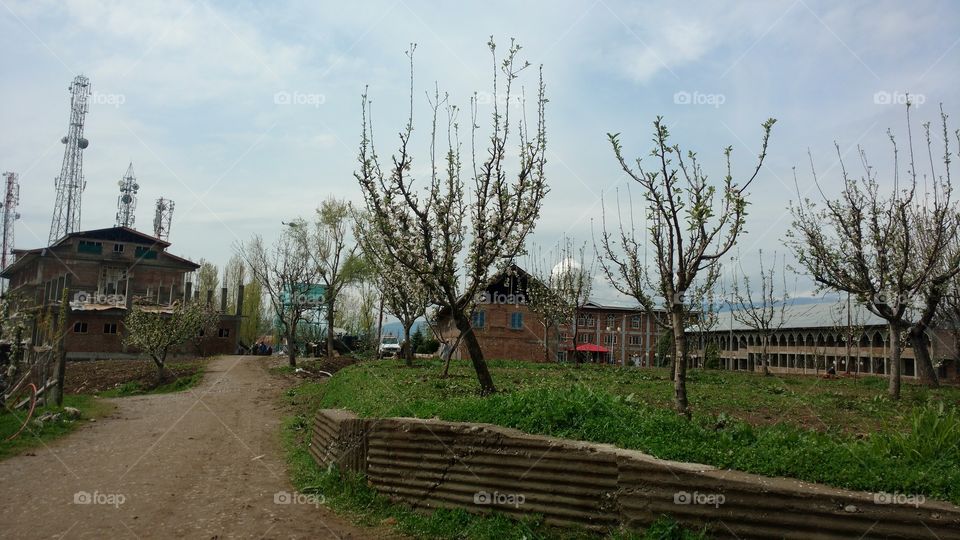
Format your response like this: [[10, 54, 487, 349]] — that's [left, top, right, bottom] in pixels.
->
[[551, 258, 581, 278]]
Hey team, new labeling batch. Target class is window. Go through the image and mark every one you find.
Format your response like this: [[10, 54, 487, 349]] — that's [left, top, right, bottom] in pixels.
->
[[629, 335, 643, 346], [604, 334, 618, 345], [578, 333, 592, 343], [559, 332, 569, 342], [99, 266, 128, 296], [103, 323, 118, 334], [113, 243, 125, 253], [585, 315, 595, 326], [577, 314, 587, 327], [631, 315, 641, 329], [607, 314, 616, 327], [77, 240, 102, 254], [73, 322, 88, 333], [135, 246, 158, 259], [509, 312, 523, 330], [471, 310, 486, 329], [218, 328, 230, 338], [556, 351, 567, 362]]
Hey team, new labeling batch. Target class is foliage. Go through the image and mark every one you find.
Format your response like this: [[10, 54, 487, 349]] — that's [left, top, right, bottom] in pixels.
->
[[239, 278, 266, 346], [355, 38, 548, 395], [312, 360, 960, 505], [703, 343, 720, 370], [654, 332, 672, 367], [123, 301, 220, 377], [307, 197, 364, 357], [195, 258, 220, 304], [597, 115, 775, 415]]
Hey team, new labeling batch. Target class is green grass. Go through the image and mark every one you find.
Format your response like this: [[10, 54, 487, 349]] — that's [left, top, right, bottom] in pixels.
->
[[0, 394, 112, 460], [279, 371, 708, 539], [98, 370, 204, 397], [308, 359, 960, 506]]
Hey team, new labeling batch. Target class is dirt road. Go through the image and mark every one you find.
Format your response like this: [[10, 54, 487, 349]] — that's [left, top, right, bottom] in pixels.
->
[[0, 356, 385, 539]]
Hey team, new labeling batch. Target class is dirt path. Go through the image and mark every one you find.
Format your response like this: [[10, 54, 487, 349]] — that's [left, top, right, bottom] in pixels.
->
[[0, 356, 388, 539]]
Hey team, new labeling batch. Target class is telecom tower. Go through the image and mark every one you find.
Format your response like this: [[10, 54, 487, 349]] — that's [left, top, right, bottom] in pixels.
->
[[48, 75, 91, 245], [115, 163, 139, 228], [153, 198, 174, 241], [1, 172, 21, 271]]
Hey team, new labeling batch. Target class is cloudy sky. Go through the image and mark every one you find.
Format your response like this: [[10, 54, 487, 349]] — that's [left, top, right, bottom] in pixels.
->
[[1, 0, 958, 305]]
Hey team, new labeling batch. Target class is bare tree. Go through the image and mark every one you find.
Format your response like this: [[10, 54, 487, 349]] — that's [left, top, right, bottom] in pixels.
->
[[240, 225, 319, 367], [727, 251, 793, 376], [527, 238, 594, 365], [222, 253, 246, 314], [355, 39, 548, 395], [598, 116, 776, 416], [355, 211, 429, 366], [790, 102, 959, 398]]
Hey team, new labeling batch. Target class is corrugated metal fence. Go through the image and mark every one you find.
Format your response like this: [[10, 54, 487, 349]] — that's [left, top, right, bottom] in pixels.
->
[[311, 409, 960, 539]]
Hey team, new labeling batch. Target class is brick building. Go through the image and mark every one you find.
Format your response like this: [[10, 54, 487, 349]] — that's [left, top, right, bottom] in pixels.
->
[[0, 226, 240, 360], [436, 265, 665, 364]]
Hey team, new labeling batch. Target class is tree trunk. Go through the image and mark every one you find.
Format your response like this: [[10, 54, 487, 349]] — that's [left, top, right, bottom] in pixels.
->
[[909, 326, 940, 388], [761, 336, 771, 376], [888, 322, 902, 400], [326, 297, 336, 358], [51, 347, 67, 406], [152, 355, 168, 382], [287, 328, 297, 367], [403, 323, 413, 367], [542, 323, 551, 364], [670, 307, 689, 417], [453, 311, 496, 395]]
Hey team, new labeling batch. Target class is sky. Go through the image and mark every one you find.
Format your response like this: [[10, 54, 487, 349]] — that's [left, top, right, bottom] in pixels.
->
[[1, 0, 958, 306]]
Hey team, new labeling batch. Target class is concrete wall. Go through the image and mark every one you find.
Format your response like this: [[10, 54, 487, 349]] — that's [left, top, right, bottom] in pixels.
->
[[311, 409, 960, 539]]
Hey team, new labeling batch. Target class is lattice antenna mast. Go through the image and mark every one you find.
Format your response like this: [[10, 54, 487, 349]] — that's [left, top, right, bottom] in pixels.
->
[[48, 75, 91, 245], [153, 198, 174, 241], [1, 172, 21, 271], [115, 163, 139, 228]]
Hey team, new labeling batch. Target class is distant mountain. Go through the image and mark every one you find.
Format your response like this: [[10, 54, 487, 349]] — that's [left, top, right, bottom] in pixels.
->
[[379, 318, 429, 338]]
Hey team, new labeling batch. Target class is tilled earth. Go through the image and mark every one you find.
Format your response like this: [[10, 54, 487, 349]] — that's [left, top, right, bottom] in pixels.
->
[[0, 356, 390, 539]]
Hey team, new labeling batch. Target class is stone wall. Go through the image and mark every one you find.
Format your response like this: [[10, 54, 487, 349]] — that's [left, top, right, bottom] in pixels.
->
[[311, 409, 960, 539]]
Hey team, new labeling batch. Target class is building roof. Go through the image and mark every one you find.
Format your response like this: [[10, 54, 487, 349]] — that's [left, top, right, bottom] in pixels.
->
[[1, 226, 198, 278], [707, 301, 886, 333]]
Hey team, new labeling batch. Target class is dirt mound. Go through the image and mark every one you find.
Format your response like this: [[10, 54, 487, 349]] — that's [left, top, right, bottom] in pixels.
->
[[63, 358, 206, 395]]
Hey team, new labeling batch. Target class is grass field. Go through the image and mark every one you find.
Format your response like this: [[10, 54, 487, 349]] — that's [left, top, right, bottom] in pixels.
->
[[0, 394, 113, 460], [301, 359, 960, 506], [278, 358, 708, 539]]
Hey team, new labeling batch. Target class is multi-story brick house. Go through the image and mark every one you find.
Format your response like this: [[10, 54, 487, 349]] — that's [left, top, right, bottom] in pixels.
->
[[1, 226, 239, 359], [436, 265, 665, 364]]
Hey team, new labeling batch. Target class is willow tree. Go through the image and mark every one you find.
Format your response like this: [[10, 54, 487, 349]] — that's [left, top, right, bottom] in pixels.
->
[[789, 103, 959, 398], [355, 39, 548, 395], [598, 117, 775, 416]]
